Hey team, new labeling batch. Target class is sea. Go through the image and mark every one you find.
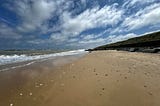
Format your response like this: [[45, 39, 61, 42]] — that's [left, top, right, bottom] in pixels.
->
[[0, 49, 87, 71]]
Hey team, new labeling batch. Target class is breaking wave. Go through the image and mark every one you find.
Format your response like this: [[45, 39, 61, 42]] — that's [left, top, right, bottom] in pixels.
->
[[0, 49, 86, 65]]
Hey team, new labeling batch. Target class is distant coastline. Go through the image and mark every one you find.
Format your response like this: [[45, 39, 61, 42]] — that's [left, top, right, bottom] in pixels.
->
[[87, 31, 160, 53]]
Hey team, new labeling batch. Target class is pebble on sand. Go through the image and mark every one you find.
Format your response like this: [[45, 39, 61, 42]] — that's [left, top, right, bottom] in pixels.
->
[[40, 83, 43, 86], [29, 92, 33, 96], [124, 77, 127, 79], [20, 93, 23, 96], [10, 103, 13, 106]]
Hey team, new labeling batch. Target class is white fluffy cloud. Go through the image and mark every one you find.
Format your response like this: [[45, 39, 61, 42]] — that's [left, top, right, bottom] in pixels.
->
[[110, 2, 160, 34], [66, 32, 138, 49], [11, 0, 56, 32], [122, 3, 160, 31], [51, 3, 124, 42], [123, 0, 158, 7], [106, 33, 138, 43]]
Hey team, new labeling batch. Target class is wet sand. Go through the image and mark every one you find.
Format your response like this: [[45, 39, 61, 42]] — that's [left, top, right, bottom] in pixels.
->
[[0, 50, 160, 106]]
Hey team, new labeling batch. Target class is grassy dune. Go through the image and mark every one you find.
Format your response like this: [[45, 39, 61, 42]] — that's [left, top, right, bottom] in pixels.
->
[[92, 31, 160, 51]]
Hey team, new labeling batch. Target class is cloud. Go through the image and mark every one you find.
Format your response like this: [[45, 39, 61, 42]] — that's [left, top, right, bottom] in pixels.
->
[[1, 0, 160, 49], [66, 33, 138, 49], [10, 0, 56, 33], [123, 3, 160, 31], [110, 3, 160, 34], [67, 37, 107, 49], [51, 3, 124, 43], [123, 0, 158, 8], [106, 33, 138, 44], [0, 23, 22, 39]]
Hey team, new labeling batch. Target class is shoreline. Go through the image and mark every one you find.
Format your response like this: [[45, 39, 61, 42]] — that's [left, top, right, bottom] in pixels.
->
[[0, 50, 160, 106]]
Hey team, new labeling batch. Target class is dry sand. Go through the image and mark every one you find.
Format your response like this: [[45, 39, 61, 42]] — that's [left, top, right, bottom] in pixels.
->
[[0, 50, 160, 106]]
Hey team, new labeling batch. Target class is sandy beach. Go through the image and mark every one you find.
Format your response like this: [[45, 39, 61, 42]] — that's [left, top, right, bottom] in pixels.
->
[[0, 50, 160, 106]]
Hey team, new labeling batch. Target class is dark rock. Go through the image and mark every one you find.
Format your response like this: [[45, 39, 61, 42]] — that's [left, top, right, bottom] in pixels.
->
[[129, 48, 137, 52], [142, 48, 159, 53]]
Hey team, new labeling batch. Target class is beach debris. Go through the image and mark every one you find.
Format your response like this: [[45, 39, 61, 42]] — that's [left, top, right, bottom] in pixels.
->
[[102, 88, 105, 90], [124, 77, 127, 79], [10, 103, 13, 106], [96, 73, 98, 75], [39, 83, 43, 86], [29, 92, 33, 96], [19, 93, 23, 96]]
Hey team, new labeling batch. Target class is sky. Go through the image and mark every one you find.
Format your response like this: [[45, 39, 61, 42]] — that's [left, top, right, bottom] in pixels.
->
[[0, 0, 160, 50]]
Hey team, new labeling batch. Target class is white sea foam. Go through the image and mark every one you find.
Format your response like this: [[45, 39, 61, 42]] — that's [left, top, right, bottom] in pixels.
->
[[0, 49, 86, 66]]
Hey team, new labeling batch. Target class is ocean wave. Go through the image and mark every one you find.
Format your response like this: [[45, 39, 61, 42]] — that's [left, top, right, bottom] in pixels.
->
[[0, 49, 86, 65]]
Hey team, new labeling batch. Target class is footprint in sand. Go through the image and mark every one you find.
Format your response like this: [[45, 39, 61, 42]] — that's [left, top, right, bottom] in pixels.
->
[[148, 92, 153, 95], [124, 77, 127, 79], [35, 85, 40, 88], [97, 80, 100, 82], [99, 94, 102, 96], [144, 85, 147, 88], [105, 74, 108, 76], [93, 68, 96, 72]]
